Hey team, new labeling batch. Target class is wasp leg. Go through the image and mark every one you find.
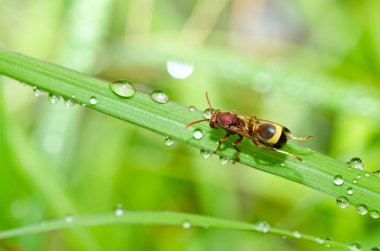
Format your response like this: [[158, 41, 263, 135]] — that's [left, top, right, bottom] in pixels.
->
[[251, 138, 302, 161], [287, 135, 313, 141], [214, 133, 231, 154], [232, 135, 243, 164]]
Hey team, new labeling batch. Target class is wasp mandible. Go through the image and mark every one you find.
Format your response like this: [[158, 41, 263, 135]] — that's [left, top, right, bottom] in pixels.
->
[[186, 92, 313, 163]]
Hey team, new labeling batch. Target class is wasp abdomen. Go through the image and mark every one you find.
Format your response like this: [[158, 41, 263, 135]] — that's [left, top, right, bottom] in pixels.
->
[[256, 123, 284, 146]]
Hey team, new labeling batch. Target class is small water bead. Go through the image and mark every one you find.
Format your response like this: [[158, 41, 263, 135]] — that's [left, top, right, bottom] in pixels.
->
[[255, 220, 270, 233], [114, 204, 125, 216], [89, 96, 98, 105], [150, 90, 169, 104], [200, 149, 212, 159], [315, 237, 324, 245], [370, 210, 380, 219], [64, 215, 74, 223], [164, 136, 175, 147], [371, 247, 380, 251], [292, 230, 302, 238], [219, 156, 229, 165], [192, 129, 204, 140], [203, 108, 211, 119], [364, 172, 370, 177], [65, 99, 75, 108], [188, 106, 197, 112], [353, 179, 358, 184], [373, 171, 380, 177], [336, 196, 349, 209], [357, 174, 361, 179], [348, 243, 362, 251], [346, 187, 354, 195], [348, 157, 364, 170], [280, 163, 285, 167], [33, 87, 44, 97], [325, 237, 333, 248], [333, 175, 344, 186], [110, 80, 136, 98], [356, 204, 368, 215], [48, 94, 61, 104], [182, 220, 191, 229]]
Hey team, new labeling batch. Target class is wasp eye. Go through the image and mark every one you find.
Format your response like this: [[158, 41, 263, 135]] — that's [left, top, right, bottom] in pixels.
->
[[258, 123, 276, 139]]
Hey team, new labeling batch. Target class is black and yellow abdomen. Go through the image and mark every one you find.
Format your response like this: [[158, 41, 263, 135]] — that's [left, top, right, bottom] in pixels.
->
[[255, 122, 288, 148]]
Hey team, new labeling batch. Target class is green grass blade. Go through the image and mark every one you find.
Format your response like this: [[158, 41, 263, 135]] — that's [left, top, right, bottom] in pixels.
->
[[1, 48, 380, 216]]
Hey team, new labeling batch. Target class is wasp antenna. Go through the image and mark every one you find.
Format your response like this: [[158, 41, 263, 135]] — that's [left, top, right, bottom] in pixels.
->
[[186, 119, 209, 128], [205, 92, 213, 114]]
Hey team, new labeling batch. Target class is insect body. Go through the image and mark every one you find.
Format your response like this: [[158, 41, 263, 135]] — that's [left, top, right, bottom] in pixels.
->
[[186, 92, 313, 163]]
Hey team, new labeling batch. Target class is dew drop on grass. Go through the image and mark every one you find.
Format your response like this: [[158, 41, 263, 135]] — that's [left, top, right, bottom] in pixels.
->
[[255, 220, 270, 233], [370, 210, 380, 219], [64, 215, 74, 223], [188, 106, 197, 112], [65, 99, 75, 108], [280, 163, 285, 167], [292, 230, 302, 238], [353, 179, 358, 184], [48, 94, 61, 104], [364, 172, 370, 177], [33, 87, 44, 97], [200, 149, 212, 159], [114, 204, 125, 216], [192, 129, 203, 140], [348, 243, 362, 251], [203, 108, 211, 119], [371, 247, 380, 251], [150, 90, 169, 104], [324, 237, 333, 247], [89, 96, 98, 105], [110, 80, 136, 98], [315, 237, 324, 245], [346, 187, 354, 195], [356, 204, 368, 215], [348, 157, 364, 170], [357, 174, 361, 179], [336, 196, 349, 209], [219, 156, 229, 165], [164, 136, 175, 147], [373, 171, 380, 177], [333, 175, 344, 186], [182, 220, 191, 229]]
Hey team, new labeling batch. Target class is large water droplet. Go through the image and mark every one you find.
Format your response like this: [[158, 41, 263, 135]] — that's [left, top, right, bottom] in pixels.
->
[[114, 204, 125, 216], [164, 136, 175, 147], [192, 129, 204, 140], [150, 90, 169, 104], [200, 149, 212, 159], [48, 94, 61, 104], [346, 187, 354, 195], [292, 230, 302, 238], [348, 243, 362, 251], [188, 106, 197, 112], [65, 98, 75, 108], [336, 196, 349, 209], [219, 156, 229, 165], [333, 175, 344, 186], [182, 220, 191, 229], [255, 220, 270, 233], [89, 96, 98, 105], [203, 108, 211, 119], [166, 60, 194, 79], [356, 204, 368, 215], [348, 157, 364, 170], [370, 210, 380, 219], [64, 215, 74, 223], [110, 80, 136, 98]]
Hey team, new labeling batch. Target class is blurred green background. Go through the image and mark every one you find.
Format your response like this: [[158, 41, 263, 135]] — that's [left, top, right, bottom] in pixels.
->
[[1, 0, 380, 250]]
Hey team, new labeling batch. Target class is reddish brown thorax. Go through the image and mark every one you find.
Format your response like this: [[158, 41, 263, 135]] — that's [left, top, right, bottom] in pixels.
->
[[210, 110, 244, 130]]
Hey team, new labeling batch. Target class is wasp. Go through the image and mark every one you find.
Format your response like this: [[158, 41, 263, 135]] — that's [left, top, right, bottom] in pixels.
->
[[186, 92, 313, 163]]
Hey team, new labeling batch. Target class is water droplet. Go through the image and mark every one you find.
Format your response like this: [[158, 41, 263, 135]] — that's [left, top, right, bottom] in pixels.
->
[[255, 220, 270, 233], [188, 106, 197, 112], [280, 163, 285, 167], [348, 243, 362, 251], [333, 175, 344, 186], [182, 220, 191, 229], [110, 80, 136, 98], [346, 187, 354, 195], [315, 237, 324, 244], [353, 179, 358, 184], [65, 99, 75, 108], [348, 157, 364, 170], [370, 210, 380, 219], [336, 196, 349, 209], [372, 170, 380, 177], [166, 60, 194, 79], [33, 87, 45, 97], [89, 96, 98, 105], [325, 237, 333, 247], [292, 230, 302, 238], [48, 94, 61, 104], [364, 172, 370, 177], [219, 156, 229, 165], [200, 149, 212, 159], [150, 90, 169, 104], [356, 204, 368, 215], [19, 81, 27, 87], [357, 174, 361, 179], [203, 108, 211, 119], [371, 247, 380, 251], [164, 136, 175, 147], [192, 129, 204, 140], [64, 215, 74, 223], [114, 204, 125, 216]]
